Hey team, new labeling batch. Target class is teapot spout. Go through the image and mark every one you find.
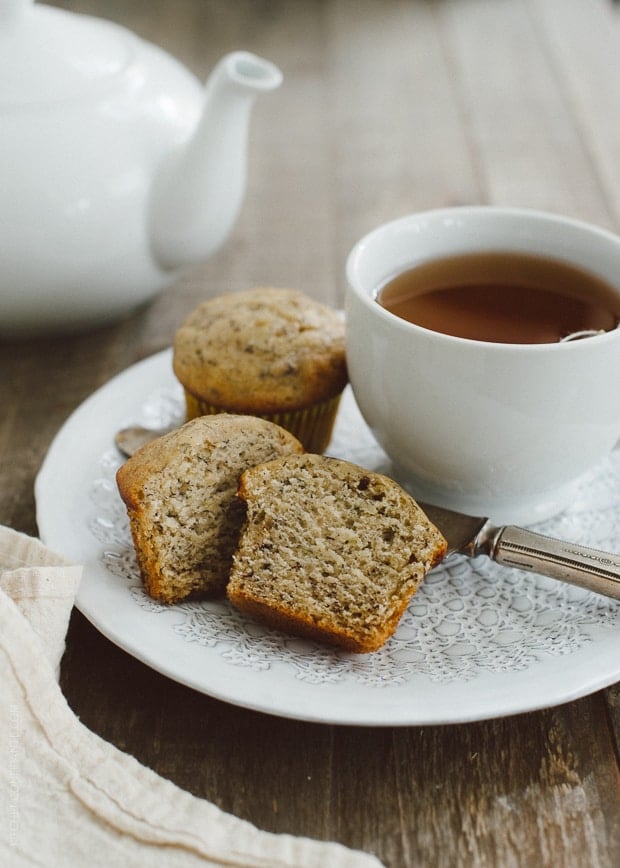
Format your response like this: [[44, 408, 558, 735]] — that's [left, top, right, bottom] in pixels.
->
[[149, 51, 282, 271]]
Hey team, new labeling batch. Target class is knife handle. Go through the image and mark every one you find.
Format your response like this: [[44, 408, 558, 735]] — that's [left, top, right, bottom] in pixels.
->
[[475, 524, 620, 600]]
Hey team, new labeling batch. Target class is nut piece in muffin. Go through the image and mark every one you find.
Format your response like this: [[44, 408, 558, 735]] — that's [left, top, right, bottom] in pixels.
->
[[116, 415, 303, 604], [172, 287, 348, 453], [228, 454, 447, 653]]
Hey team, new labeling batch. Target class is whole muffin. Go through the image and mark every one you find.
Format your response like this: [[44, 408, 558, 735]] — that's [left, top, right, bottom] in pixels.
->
[[173, 287, 348, 452]]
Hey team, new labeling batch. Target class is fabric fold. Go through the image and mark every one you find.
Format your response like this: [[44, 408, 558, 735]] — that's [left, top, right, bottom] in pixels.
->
[[0, 525, 382, 868]]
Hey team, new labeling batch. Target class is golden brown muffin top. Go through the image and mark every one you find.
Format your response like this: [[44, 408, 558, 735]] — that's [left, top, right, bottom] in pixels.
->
[[116, 413, 303, 510], [172, 288, 348, 413]]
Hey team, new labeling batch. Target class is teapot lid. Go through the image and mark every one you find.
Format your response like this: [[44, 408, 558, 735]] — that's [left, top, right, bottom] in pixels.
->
[[1, 0, 134, 105]]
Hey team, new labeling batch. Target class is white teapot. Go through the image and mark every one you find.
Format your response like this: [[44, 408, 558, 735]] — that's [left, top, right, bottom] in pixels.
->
[[0, 0, 282, 335]]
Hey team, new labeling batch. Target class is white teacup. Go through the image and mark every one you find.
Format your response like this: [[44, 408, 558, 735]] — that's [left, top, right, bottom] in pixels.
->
[[345, 206, 620, 525]]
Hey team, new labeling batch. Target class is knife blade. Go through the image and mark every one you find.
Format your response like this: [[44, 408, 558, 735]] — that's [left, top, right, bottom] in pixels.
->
[[418, 502, 488, 557], [418, 500, 620, 601]]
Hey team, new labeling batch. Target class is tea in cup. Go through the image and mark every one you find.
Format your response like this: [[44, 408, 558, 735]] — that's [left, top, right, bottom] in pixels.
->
[[345, 206, 620, 524]]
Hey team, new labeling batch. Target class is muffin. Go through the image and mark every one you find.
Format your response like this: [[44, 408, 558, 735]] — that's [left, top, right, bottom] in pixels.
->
[[172, 287, 348, 452], [116, 414, 303, 604], [228, 454, 447, 653]]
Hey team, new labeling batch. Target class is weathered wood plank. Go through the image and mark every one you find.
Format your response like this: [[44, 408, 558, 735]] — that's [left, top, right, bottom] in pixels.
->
[[435, 0, 615, 222], [323, 0, 481, 261], [529, 0, 620, 228]]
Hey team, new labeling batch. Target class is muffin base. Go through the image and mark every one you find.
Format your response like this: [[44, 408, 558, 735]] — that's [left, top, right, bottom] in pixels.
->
[[183, 391, 342, 454]]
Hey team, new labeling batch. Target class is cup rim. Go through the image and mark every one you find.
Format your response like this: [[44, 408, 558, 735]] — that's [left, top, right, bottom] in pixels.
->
[[345, 205, 620, 351]]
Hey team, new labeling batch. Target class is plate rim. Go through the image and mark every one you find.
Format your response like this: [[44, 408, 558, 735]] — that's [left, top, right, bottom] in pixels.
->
[[35, 348, 620, 726]]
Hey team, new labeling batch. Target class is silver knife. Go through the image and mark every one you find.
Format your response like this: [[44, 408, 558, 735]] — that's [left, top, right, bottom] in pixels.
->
[[419, 501, 620, 601], [115, 425, 620, 601]]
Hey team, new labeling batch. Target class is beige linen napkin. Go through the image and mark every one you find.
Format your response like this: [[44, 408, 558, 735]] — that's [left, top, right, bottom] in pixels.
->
[[0, 526, 382, 868]]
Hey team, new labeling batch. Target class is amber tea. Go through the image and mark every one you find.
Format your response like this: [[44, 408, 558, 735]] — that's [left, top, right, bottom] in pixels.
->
[[377, 251, 619, 343]]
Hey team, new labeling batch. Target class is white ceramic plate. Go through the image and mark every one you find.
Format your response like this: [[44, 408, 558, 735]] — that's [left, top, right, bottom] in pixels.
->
[[36, 349, 620, 725]]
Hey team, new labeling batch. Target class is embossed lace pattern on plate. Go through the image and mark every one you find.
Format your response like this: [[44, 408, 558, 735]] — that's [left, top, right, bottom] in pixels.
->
[[89, 386, 620, 687]]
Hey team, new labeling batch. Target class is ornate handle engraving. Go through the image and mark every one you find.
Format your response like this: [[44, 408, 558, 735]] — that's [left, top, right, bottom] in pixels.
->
[[473, 524, 620, 600]]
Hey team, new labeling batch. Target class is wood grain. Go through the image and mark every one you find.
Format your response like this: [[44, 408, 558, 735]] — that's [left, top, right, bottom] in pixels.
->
[[3, 1, 620, 865]]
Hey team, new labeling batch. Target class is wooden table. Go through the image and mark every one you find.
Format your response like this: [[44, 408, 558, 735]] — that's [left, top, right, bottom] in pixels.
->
[[3, 1, 620, 865]]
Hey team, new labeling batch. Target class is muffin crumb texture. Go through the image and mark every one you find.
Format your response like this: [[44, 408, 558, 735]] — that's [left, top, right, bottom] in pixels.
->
[[228, 454, 447, 653], [115, 415, 303, 604]]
